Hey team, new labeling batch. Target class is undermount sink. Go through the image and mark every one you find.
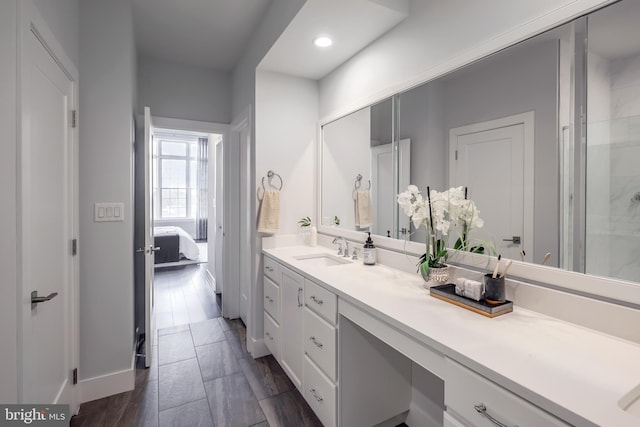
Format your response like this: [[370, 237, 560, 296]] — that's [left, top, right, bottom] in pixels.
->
[[620, 384, 640, 418], [293, 253, 351, 267]]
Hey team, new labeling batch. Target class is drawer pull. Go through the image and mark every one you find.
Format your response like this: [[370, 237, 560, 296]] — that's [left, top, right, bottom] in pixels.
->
[[265, 266, 274, 272], [309, 388, 324, 403], [265, 296, 274, 303], [474, 403, 517, 427], [297, 287, 303, 307], [310, 295, 324, 305], [309, 336, 324, 348], [265, 332, 274, 340]]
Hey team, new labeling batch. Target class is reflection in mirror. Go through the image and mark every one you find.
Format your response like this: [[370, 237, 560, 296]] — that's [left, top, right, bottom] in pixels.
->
[[398, 23, 569, 266], [585, 0, 640, 283], [320, 0, 640, 286], [322, 98, 404, 237]]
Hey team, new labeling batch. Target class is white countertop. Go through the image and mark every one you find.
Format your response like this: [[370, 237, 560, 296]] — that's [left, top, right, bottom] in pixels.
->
[[263, 245, 640, 427]]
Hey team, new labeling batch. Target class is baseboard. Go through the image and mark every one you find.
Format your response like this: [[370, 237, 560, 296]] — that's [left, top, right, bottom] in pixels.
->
[[251, 337, 270, 358], [78, 357, 136, 403]]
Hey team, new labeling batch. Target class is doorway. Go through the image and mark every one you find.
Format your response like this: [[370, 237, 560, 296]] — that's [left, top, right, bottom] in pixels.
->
[[134, 115, 228, 361]]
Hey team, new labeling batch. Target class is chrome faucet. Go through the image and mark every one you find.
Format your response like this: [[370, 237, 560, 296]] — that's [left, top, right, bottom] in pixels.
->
[[332, 236, 347, 256]]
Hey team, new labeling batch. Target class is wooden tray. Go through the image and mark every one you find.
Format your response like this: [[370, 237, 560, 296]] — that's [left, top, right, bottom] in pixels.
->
[[430, 284, 513, 318]]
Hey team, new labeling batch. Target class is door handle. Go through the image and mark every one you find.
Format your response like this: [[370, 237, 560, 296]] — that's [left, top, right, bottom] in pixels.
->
[[150, 246, 161, 252], [136, 247, 145, 253], [502, 236, 521, 244], [31, 291, 58, 308]]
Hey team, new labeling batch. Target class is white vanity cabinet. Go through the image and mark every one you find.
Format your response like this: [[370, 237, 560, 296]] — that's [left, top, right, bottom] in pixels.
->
[[303, 279, 338, 427], [445, 359, 570, 427], [262, 256, 281, 361], [279, 265, 306, 389]]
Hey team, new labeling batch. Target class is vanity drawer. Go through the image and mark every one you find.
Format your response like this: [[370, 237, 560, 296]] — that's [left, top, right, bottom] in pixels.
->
[[304, 279, 337, 325], [304, 307, 336, 381], [263, 276, 280, 322], [264, 312, 280, 360], [445, 359, 569, 427], [264, 256, 280, 283], [304, 355, 336, 427]]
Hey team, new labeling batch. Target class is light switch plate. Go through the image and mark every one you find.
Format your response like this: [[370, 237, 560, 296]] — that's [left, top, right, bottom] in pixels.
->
[[95, 203, 125, 222]]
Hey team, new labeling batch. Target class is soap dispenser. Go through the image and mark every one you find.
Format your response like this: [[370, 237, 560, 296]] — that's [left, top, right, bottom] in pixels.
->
[[363, 232, 377, 265]]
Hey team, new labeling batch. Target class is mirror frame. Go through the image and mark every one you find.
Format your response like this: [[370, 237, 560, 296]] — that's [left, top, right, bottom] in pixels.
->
[[316, 0, 640, 307]]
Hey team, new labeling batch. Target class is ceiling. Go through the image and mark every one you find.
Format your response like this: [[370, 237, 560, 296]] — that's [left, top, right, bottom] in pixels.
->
[[259, 0, 409, 79], [133, 0, 272, 70]]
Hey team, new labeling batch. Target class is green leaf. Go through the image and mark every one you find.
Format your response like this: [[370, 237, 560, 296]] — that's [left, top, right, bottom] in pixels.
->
[[419, 261, 430, 277]]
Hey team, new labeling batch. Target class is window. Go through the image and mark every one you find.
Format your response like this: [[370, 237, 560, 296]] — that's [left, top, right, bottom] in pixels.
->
[[153, 137, 199, 219]]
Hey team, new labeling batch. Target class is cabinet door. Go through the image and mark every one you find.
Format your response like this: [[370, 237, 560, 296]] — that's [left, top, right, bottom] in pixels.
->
[[280, 266, 305, 389]]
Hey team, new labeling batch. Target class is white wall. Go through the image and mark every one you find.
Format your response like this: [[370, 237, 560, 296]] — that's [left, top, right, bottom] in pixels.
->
[[255, 70, 318, 338], [79, 0, 136, 386], [0, 0, 18, 405], [319, 0, 614, 119], [322, 107, 371, 230], [138, 56, 231, 123], [32, 0, 79, 67]]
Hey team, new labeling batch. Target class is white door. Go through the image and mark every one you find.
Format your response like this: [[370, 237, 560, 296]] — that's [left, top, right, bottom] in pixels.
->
[[143, 107, 156, 367], [449, 113, 534, 260], [371, 139, 411, 238], [20, 14, 77, 406], [239, 121, 251, 325], [214, 138, 224, 295]]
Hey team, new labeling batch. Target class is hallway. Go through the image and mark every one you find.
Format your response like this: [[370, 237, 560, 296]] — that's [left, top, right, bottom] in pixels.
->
[[71, 267, 321, 426]]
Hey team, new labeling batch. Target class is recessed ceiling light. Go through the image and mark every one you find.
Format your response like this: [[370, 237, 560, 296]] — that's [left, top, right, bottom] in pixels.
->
[[314, 36, 333, 48]]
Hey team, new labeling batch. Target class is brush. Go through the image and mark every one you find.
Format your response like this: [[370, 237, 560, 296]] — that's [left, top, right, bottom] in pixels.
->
[[541, 252, 551, 266], [492, 254, 502, 279], [499, 260, 513, 279]]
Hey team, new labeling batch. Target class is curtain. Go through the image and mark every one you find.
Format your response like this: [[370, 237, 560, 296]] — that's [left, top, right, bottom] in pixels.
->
[[196, 137, 208, 241]]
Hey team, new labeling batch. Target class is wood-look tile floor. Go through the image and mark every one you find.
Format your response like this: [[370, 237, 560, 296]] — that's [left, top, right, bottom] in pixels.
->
[[71, 266, 322, 427]]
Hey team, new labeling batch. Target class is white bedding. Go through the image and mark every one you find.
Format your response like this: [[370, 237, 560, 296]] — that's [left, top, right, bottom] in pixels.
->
[[153, 226, 200, 261]]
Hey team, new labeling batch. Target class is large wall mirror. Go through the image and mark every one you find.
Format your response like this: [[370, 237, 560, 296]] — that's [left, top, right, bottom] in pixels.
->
[[320, 0, 640, 286]]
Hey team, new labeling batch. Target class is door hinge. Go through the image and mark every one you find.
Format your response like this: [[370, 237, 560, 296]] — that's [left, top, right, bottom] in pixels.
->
[[72, 368, 78, 385], [72, 238, 78, 256], [71, 110, 77, 128], [455, 150, 458, 160]]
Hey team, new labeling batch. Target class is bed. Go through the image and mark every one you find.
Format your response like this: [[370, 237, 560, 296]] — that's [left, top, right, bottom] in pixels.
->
[[153, 226, 200, 264]]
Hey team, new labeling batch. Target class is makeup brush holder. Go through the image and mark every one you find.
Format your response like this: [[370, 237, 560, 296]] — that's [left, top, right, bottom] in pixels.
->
[[484, 274, 506, 305]]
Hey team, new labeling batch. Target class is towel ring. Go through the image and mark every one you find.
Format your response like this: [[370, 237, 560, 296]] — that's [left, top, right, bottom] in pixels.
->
[[257, 170, 283, 200], [352, 174, 371, 200]]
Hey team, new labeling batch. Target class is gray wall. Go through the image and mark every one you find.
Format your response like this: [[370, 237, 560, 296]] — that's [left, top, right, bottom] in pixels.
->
[[33, 0, 79, 67], [138, 56, 231, 123], [0, 0, 18, 404], [79, 0, 136, 381], [231, 0, 307, 352]]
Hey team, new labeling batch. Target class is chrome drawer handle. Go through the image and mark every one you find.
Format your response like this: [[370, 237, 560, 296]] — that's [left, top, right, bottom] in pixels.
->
[[265, 266, 274, 272], [309, 336, 323, 348], [310, 295, 324, 305], [474, 403, 518, 427], [309, 388, 323, 403], [265, 332, 274, 340], [265, 296, 273, 303]]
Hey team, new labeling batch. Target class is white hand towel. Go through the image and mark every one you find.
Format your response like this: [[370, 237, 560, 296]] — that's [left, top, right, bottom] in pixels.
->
[[355, 190, 373, 228], [257, 189, 280, 234]]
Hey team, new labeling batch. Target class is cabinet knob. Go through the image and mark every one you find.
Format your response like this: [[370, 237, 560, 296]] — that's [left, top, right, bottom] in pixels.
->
[[309, 336, 323, 348], [474, 403, 516, 427], [309, 388, 323, 403], [310, 295, 324, 305]]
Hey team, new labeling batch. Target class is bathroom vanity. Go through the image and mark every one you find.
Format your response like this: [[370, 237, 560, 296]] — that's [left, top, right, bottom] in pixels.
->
[[261, 242, 640, 427]]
